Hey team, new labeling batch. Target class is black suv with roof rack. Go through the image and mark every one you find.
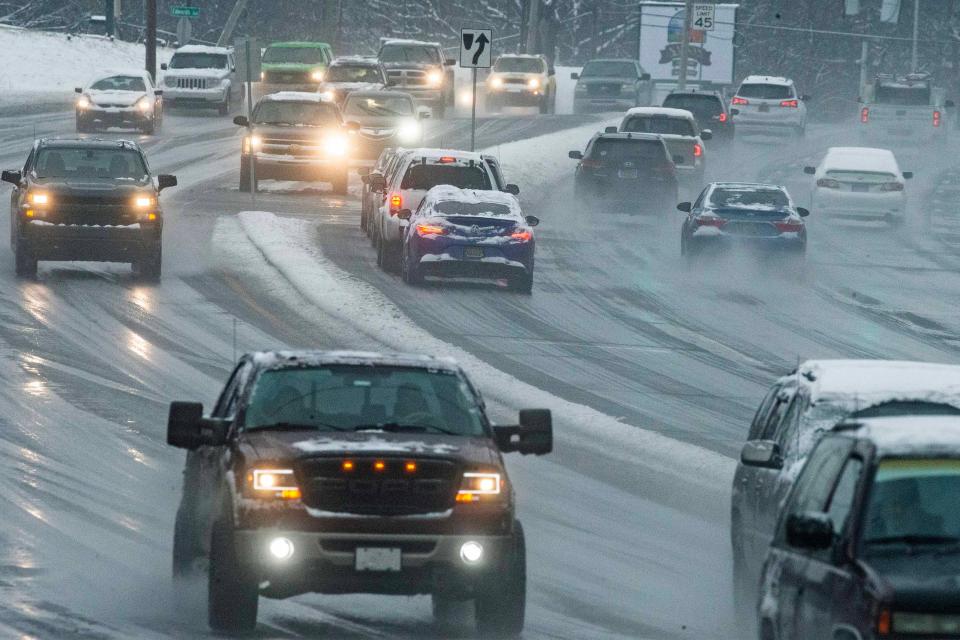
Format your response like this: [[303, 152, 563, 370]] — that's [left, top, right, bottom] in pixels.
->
[[167, 350, 552, 637], [662, 88, 734, 141], [1, 138, 176, 280], [568, 131, 678, 208]]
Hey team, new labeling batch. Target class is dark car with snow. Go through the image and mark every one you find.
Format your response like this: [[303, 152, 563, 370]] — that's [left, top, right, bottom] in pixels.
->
[[757, 415, 960, 639], [2, 138, 175, 280], [568, 131, 678, 208], [167, 350, 552, 637], [317, 56, 387, 108], [662, 89, 734, 141], [377, 39, 455, 118], [570, 58, 653, 114]]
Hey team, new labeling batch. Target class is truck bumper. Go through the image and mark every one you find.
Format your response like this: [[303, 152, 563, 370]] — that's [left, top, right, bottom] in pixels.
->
[[250, 154, 347, 181], [165, 86, 227, 106], [21, 221, 160, 262]]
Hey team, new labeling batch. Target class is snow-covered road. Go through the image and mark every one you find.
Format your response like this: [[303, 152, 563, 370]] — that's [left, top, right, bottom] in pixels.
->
[[0, 103, 956, 639]]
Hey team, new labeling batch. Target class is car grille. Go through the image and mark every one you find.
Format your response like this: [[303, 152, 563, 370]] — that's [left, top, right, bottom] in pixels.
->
[[55, 193, 131, 206], [588, 83, 622, 97], [297, 457, 459, 516], [264, 70, 311, 84], [504, 78, 527, 85], [260, 137, 320, 157], [176, 77, 208, 90], [387, 69, 428, 88]]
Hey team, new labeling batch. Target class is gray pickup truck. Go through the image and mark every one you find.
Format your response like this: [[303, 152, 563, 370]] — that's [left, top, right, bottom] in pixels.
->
[[858, 72, 954, 145]]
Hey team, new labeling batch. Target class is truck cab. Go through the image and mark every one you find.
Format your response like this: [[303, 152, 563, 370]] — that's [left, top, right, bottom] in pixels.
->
[[859, 73, 954, 144], [260, 41, 334, 95], [377, 39, 455, 119]]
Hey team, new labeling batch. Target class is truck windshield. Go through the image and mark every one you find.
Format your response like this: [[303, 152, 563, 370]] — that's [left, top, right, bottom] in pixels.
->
[[169, 53, 227, 69], [621, 116, 694, 136], [90, 76, 146, 92], [876, 85, 931, 105], [244, 365, 485, 436], [710, 188, 790, 209], [400, 164, 491, 190], [380, 44, 440, 64], [581, 61, 636, 78], [263, 46, 326, 64], [254, 101, 339, 126], [327, 65, 382, 83], [494, 57, 544, 73], [34, 147, 147, 180]]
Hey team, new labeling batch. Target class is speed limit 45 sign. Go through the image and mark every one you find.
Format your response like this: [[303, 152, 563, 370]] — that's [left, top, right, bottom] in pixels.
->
[[692, 3, 715, 31]]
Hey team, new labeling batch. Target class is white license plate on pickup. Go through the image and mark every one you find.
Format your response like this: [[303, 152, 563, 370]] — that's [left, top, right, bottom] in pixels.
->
[[355, 547, 401, 572], [464, 247, 484, 258], [618, 169, 639, 179]]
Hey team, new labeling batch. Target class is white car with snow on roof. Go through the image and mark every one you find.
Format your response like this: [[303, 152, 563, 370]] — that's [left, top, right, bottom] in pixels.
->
[[160, 45, 236, 115], [730, 75, 808, 136], [75, 70, 163, 134]]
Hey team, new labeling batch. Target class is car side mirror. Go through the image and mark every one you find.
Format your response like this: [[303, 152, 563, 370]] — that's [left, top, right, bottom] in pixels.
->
[[568, 150, 583, 160], [604, 126, 619, 133], [494, 409, 553, 455], [345, 121, 361, 131], [803, 166, 816, 175], [946, 100, 956, 108], [154, 89, 163, 96], [525, 215, 540, 227], [730, 108, 740, 116], [504, 183, 520, 195], [902, 171, 913, 179], [233, 115, 249, 127], [796, 207, 810, 218], [445, 58, 456, 66], [640, 73, 651, 81], [160, 63, 168, 71], [701, 129, 713, 140], [1, 169, 22, 185], [786, 512, 834, 550], [368, 173, 386, 191], [74, 86, 83, 94], [570, 72, 579, 80], [740, 440, 783, 469], [167, 402, 229, 449], [157, 174, 177, 191], [676, 201, 692, 213], [418, 106, 432, 120], [397, 208, 412, 220]]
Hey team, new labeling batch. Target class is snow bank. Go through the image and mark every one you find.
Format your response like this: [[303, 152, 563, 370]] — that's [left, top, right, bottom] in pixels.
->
[[0, 25, 172, 109]]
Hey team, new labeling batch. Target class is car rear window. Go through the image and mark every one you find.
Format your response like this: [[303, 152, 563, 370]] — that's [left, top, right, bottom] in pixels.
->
[[434, 201, 512, 216], [401, 164, 491, 190], [35, 147, 147, 180], [710, 187, 790, 209], [590, 138, 666, 162], [737, 83, 793, 99], [621, 116, 695, 136], [825, 170, 896, 183], [494, 57, 544, 74], [875, 85, 930, 106], [663, 94, 723, 116], [581, 61, 636, 78]]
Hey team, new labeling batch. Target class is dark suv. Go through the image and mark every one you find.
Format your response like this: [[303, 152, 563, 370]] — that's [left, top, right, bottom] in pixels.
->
[[757, 415, 960, 639], [167, 350, 552, 637], [2, 138, 175, 280], [568, 131, 678, 207], [662, 90, 734, 141]]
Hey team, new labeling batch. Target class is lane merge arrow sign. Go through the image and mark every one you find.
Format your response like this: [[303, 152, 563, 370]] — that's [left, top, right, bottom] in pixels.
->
[[460, 28, 492, 68]]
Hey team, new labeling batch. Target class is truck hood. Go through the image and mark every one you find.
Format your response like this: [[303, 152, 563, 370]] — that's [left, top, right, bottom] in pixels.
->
[[250, 123, 332, 141], [320, 81, 384, 94], [869, 553, 960, 611], [381, 61, 437, 72], [262, 62, 324, 72], [238, 429, 500, 466], [32, 177, 151, 192], [578, 76, 631, 85], [87, 90, 147, 107]]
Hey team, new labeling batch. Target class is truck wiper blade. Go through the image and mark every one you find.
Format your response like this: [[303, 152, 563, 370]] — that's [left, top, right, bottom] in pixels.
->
[[245, 422, 349, 433], [865, 535, 960, 546], [352, 422, 457, 435]]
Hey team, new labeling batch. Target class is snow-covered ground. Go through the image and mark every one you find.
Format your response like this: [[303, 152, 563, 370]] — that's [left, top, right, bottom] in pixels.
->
[[0, 25, 172, 109]]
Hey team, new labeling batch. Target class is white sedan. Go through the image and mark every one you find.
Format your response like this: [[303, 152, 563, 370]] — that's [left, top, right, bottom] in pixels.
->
[[804, 147, 912, 226]]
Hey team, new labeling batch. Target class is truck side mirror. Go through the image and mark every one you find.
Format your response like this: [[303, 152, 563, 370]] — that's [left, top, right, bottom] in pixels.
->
[[396, 208, 412, 220], [701, 129, 713, 140], [740, 440, 783, 469], [676, 202, 692, 213], [902, 171, 913, 179], [75, 86, 83, 94], [568, 150, 583, 160], [796, 207, 810, 218], [570, 72, 579, 80], [167, 402, 229, 449], [233, 115, 249, 127], [494, 409, 553, 455], [1, 169, 22, 185], [604, 126, 618, 133], [160, 63, 168, 71], [640, 73, 651, 81], [368, 173, 386, 191], [803, 166, 816, 175], [157, 174, 177, 191], [445, 58, 456, 66], [786, 512, 834, 550], [730, 108, 740, 116], [504, 183, 520, 195], [946, 100, 956, 108], [525, 215, 540, 227]]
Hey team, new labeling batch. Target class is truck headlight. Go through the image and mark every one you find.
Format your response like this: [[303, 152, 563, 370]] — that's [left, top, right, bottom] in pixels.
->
[[456, 471, 502, 503], [324, 134, 348, 156], [319, 90, 336, 102], [133, 195, 156, 208], [136, 96, 152, 113], [490, 76, 503, 89], [260, 71, 265, 81], [28, 192, 50, 206], [249, 468, 301, 499], [311, 70, 324, 82], [426, 70, 443, 87], [397, 119, 420, 142], [243, 135, 262, 154], [528, 78, 540, 89], [76, 95, 91, 110]]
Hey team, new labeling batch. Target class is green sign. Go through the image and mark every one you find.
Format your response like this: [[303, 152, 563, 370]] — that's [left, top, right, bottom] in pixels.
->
[[171, 6, 199, 17]]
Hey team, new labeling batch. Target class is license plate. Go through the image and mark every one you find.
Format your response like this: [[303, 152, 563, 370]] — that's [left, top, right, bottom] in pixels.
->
[[851, 183, 870, 192], [618, 169, 639, 179], [758, 104, 770, 113], [737, 222, 766, 236], [464, 247, 484, 258], [355, 547, 401, 572]]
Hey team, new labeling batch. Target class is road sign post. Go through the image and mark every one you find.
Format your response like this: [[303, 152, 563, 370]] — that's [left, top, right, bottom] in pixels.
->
[[460, 27, 492, 152], [176, 16, 192, 45], [235, 37, 260, 200], [692, 3, 715, 31]]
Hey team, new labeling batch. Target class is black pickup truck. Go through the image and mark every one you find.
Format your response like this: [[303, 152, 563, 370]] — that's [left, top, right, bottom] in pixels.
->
[[2, 138, 175, 280], [167, 350, 552, 637]]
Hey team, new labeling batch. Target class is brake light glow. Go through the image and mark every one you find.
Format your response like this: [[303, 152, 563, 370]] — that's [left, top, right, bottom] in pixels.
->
[[731, 96, 749, 105], [581, 159, 602, 168], [510, 230, 532, 242], [416, 223, 447, 236], [693, 143, 703, 158], [718, 112, 727, 123], [780, 99, 798, 108], [342, 460, 355, 472], [934, 110, 942, 127], [877, 609, 891, 636], [861, 107, 869, 123], [817, 178, 840, 189], [389, 193, 402, 210], [438, 156, 456, 163], [880, 181, 904, 192], [695, 215, 726, 228], [774, 219, 804, 233]]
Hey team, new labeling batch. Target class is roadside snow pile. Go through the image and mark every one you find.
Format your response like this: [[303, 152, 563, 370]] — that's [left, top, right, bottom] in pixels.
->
[[0, 25, 172, 108]]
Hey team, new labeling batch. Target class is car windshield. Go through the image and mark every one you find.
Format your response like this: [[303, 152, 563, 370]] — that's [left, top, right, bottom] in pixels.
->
[[327, 65, 382, 83], [862, 459, 960, 551], [581, 61, 636, 78], [737, 83, 793, 99], [433, 200, 513, 216], [663, 94, 723, 116], [851, 401, 960, 419], [90, 75, 146, 92], [344, 95, 414, 117], [380, 44, 440, 64], [254, 101, 339, 126], [243, 365, 485, 436], [34, 147, 147, 180], [263, 46, 326, 64], [621, 116, 695, 136], [494, 57, 544, 73], [710, 187, 790, 209], [400, 164, 491, 190], [169, 52, 227, 69], [876, 85, 930, 105], [590, 138, 666, 162]]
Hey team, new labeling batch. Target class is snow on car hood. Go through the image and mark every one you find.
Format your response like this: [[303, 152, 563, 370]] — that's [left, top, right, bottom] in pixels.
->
[[87, 90, 146, 107], [293, 435, 460, 455], [321, 81, 384, 93], [162, 67, 229, 80]]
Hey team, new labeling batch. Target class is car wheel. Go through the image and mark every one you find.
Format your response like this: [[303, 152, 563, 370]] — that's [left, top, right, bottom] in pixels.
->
[[402, 247, 423, 285], [141, 119, 155, 135], [508, 270, 533, 294], [376, 233, 386, 269], [14, 242, 37, 278], [475, 520, 526, 638], [208, 519, 258, 633], [331, 170, 349, 195], [218, 91, 230, 116], [136, 244, 162, 282], [539, 95, 549, 115], [76, 115, 88, 133], [432, 594, 470, 629]]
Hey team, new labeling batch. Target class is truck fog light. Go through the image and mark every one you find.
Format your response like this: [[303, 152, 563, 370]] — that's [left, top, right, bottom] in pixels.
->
[[269, 537, 295, 560], [459, 541, 483, 564]]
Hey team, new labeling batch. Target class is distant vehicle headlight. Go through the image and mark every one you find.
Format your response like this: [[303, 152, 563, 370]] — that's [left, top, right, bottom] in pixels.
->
[[458, 88, 473, 106], [324, 133, 348, 156], [136, 96, 152, 113], [76, 95, 91, 110], [260, 71, 265, 81], [426, 70, 443, 87], [527, 77, 540, 89], [490, 76, 504, 89], [311, 70, 324, 82], [397, 119, 420, 143], [319, 90, 336, 102]]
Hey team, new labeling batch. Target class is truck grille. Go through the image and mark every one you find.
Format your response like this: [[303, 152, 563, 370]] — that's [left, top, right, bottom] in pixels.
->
[[298, 457, 459, 516], [587, 83, 623, 97], [263, 70, 311, 84], [176, 77, 208, 90], [504, 78, 527, 85], [387, 69, 428, 88]]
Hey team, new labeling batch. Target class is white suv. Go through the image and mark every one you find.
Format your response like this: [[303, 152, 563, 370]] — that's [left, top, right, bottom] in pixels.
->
[[730, 75, 808, 136], [161, 45, 236, 115]]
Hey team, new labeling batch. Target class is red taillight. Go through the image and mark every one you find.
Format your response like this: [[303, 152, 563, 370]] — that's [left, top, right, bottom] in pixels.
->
[[877, 608, 891, 636], [695, 215, 726, 228], [581, 158, 602, 168], [779, 99, 798, 108], [860, 107, 869, 123], [934, 110, 942, 127], [389, 193, 402, 211], [438, 156, 456, 163], [880, 181, 904, 192], [717, 112, 728, 123], [510, 230, 532, 242], [416, 223, 447, 236], [693, 143, 703, 157], [774, 219, 804, 233], [816, 178, 840, 189], [731, 96, 748, 105]]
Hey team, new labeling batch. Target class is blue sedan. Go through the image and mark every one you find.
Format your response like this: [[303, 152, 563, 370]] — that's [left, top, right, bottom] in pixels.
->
[[399, 186, 538, 292]]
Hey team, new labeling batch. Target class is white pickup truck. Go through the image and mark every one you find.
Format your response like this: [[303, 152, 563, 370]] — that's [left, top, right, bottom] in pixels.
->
[[858, 73, 954, 144]]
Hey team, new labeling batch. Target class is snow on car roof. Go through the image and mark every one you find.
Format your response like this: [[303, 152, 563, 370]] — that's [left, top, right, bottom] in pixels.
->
[[424, 186, 522, 216], [797, 360, 960, 408], [175, 44, 231, 54], [331, 56, 380, 66], [405, 147, 485, 161], [623, 106, 695, 120], [87, 69, 151, 85], [381, 38, 441, 48], [496, 53, 545, 59], [741, 75, 793, 86], [821, 147, 899, 173], [841, 416, 960, 456], [260, 91, 328, 103], [250, 350, 460, 371]]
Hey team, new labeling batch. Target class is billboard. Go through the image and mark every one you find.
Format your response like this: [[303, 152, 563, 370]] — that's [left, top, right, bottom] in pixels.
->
[[639, 2, 738, 85]]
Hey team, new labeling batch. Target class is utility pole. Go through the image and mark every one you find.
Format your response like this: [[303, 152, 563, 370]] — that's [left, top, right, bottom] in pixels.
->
[[105, 0, 114, 37], [677, 0, 693, 90], [525, 0, 540, 53], [218, 0, 250, 47], [858, 39, 869, 97], [145, 0, 156, 81], [911, 0, 920, 71]]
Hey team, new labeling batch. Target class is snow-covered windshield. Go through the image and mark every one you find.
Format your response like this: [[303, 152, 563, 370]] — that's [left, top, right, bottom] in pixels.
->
[[621, 116, 695, 136], [343, 95, 413, 117], [710, 187, 790, 209], [737, 83, 792, 99], [263, 46, 325, 64], [254, 101, 339, 126], [862, 459, 960, 549], [326, 65, 382, 83], [244, 365, 484, 435], [169, 53, 227, 69], [434, 201, 512, 217], [90, 75, 145, 92], [494, 57, 544, 73], [400, 165, 491, 191], [379, 44, 440, 64], [581, 61, 636, 78], [876, 85, 930, 105], [35, 147, 147, 180]]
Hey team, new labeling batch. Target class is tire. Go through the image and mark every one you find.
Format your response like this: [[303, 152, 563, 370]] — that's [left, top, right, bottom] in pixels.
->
[[137, 244, 162, 282], [14, 242, 37, 278], [239, 157, 257, 192], [172, 507, 199, 580], [218, 91, 230, 116], [432, 594, 470, 631], [379, 237, 400, 273], [141, 118, 155, 135], [508, 269, 533, 294], [76, 115, 89, 133], [794, 124, 806, 138], [331, 170, 348, 195], [208, 519, 258, 633], [401, 246, 423, 285], [539, 95, 549, 115], [475, 520, 526, 638], [376, 233, 386, 268]]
